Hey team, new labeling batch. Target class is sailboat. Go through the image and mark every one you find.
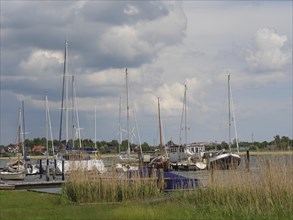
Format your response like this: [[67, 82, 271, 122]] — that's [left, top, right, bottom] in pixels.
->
[[55, 41, 106, 174], [203, 74, 241, 169], [115, 69, 141, 172], [1, 105, 26, 180], [148, 97, 170, 171], [117, 69, 140, 162], [166, 84, 207, 171]]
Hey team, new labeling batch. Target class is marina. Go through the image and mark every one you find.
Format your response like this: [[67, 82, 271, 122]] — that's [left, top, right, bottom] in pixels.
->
[[1, 153, 292, 192]]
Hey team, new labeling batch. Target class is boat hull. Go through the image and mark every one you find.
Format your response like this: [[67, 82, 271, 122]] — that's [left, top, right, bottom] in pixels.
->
[[0, 171, 26, 180], [208, 153, 241, 170]]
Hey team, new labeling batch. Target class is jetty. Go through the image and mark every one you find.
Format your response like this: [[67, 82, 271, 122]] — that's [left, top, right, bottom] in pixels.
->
[[0, 180, 63, 190]]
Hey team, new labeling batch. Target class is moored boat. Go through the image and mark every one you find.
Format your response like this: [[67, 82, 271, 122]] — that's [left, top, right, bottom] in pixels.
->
[[0, 171, 26, 180], [203, 74, 241, 170], [203, 149, 241, 170]]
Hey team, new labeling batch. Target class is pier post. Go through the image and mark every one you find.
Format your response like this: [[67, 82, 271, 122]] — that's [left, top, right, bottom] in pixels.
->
[[245, 149, 250, 171], [246, 149, 250, 161], [39, 159, 42, 179], [52, 159, 56, 180], [62, 160, 65, 181], [46, 159, 50, 181]]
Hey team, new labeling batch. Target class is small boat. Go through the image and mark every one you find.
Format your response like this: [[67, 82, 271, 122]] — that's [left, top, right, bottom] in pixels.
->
[[26, 163, 39, 175], [167, 141, 207, 170], [166, 85, 207, 171], [203, 149, 241, 169], [56, 158, 107, 174], [0, 171, 26, 180], [3, 105, 28, 177], [52, 41, 106, 175], [6, 159, 26, 173], [203, 74, 241, 170], [117, 152, 138, 163], [148, 97, 170, 171], [115, 68, 142, 169], [115, 163, 138, 172]]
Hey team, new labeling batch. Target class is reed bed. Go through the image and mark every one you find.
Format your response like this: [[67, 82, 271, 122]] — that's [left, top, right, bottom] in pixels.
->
[[62, 168, 161, 204], [169, 156, 293, 218], [62, 156, 292, 217]]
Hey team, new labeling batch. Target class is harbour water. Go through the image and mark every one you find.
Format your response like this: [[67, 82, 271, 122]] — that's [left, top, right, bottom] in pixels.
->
[[1, 154, 292, 187]]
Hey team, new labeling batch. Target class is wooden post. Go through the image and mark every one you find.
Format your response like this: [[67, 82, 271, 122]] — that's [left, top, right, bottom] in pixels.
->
[[52, 159, 56, 180], [62, 160, 65, 181], [46, 159, 50, 181], [39, 159, 42, 179], [245, 149, 250, 171], [246, 149, 250, 161]]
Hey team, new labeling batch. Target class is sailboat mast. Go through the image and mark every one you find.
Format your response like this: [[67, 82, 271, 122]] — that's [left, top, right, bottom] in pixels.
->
[[228, 74, 231, 151], [72, 75, 75, 149], [126, 68, 130, 156], [59, 41, 67, 148], [21, 101, 25, 163], [45, 95, 54, 155], [118, 96, 122, 153], [229, 75, 240, 154], [45, 94, 49, 157], [184, 84, 187, 146], [17, 107, 21, 163], [158, 97, 164, 155], [73, 76, 82, 148], [65, 42, 69, 144], [95, 106, 97, 149]]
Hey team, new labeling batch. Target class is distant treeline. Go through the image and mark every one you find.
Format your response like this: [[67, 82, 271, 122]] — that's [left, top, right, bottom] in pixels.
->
[[0, 135, 292, 155]]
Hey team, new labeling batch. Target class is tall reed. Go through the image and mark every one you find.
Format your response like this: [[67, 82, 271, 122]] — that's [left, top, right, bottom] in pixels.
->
[[62, 167, 160, 204], [170, 156, 293, 217]]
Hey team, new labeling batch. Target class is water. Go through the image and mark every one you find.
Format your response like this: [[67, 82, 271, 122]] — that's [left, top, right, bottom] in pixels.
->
[[1, 154, 292, 186]]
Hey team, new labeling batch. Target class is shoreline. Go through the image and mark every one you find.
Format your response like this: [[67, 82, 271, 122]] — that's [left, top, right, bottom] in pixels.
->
[[0, 151, 292, 160], [238, 151, 293, 156]]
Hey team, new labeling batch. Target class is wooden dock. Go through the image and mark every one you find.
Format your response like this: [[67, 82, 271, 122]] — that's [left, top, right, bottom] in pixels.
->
[[0, 180, 64, 190]]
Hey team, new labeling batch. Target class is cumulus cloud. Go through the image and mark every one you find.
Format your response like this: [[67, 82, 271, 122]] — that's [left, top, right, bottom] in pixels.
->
[[1, 1, 292, 145], [20, 49, 63, 75], [245, 28, 291, 71], [98, 4, 186, 66]]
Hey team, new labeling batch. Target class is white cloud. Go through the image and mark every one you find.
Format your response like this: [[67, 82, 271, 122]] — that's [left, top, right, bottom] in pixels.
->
[[19, 49, 63, 76], [245, 28, 291, 71], [99, 25, 153, 62], [1, 1, 292, 145], [98, 4, 186, 64]]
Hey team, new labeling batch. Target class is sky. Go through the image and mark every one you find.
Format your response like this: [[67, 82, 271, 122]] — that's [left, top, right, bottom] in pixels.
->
[[0, 1, 292, 146]]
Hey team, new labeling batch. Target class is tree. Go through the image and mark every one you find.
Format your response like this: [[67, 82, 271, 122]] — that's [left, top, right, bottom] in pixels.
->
[[141, 142, 150, 152]]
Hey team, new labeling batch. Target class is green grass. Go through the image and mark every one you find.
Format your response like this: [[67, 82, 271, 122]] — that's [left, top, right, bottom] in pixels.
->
[[1, 157, 292, 219], [1, 186, 292, 220]]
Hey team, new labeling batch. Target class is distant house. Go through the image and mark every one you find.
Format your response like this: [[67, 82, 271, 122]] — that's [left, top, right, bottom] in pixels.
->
[[32, 145, 45, 153]]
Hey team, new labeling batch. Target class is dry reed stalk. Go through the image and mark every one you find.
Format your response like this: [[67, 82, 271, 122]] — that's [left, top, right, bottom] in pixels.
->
[[63, 167, 160, 203], [194, 156, 293, 213]]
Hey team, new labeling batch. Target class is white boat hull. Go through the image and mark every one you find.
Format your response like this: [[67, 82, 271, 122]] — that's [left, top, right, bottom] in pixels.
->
[[208, 152, 241, 169], [0, 171, 26, 180], [56, 159, 106, 174]]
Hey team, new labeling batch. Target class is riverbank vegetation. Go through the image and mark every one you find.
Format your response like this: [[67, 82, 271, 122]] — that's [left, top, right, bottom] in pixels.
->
[[0, 135, 292, 157], [62, 168, 160, 203], [1, 156, 292, 219]]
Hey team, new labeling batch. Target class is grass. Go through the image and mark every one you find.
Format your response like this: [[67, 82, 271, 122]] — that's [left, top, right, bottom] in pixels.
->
[[1, 156, 292, 219]]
